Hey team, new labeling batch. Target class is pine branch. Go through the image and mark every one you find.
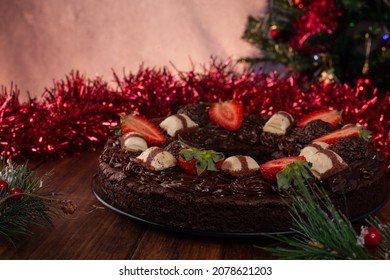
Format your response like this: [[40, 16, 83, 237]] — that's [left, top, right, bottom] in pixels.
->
[[367, 216, 390, 259], [0, 158, 77, 244], [259, 161, 371, 259]]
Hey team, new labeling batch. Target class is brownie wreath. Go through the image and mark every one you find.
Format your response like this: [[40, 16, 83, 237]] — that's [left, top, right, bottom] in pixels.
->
[[94, 101, 387, 234]]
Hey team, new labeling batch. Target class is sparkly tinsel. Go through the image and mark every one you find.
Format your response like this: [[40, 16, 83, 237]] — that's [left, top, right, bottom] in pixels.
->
[[0, 59, 388, 171]]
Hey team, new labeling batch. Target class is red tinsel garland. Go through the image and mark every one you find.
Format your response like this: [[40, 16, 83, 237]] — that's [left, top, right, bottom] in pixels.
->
[[0, 60, 389, 172], [291, 0, 341, 51]]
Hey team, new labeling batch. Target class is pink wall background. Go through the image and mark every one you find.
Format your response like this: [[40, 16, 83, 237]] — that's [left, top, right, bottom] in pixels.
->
[[0, 0, 267, 101]]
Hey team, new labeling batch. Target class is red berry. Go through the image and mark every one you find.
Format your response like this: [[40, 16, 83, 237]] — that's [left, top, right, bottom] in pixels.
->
[[178, 155, 198, 175], [364, 227, 383, 248], [10, 187, 23, 201], [208, 100, 243, 131], [0, 180, 8, 191]]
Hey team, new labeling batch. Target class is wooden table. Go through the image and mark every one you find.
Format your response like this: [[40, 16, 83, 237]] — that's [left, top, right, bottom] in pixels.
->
[[0, 149, 389, 260]]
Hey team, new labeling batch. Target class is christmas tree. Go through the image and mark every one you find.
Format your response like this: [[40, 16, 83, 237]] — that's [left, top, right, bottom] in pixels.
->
[[242, 0, 390, 91]]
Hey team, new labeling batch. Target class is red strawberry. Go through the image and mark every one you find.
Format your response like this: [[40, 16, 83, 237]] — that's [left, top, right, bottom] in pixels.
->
[[312, 124, 371, 144], [215, 160, 225, 170], [178, 148, 224, 175], [208, 100, 243, 131], [259, 156, 306, 184], [120, 114, 166, 145], [178, 155, 198, 175], [297, 109, 342, 128]]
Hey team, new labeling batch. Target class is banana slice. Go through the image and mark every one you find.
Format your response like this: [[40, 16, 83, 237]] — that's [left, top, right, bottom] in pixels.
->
[[300, 143, 348, 180], [121, 132, 148, 152], [263, 111, 294, 135], [160, 114, 198, 137], [299, 142, 329, 159], [221, 155, 259, 177], [136, 147, 177, 171]]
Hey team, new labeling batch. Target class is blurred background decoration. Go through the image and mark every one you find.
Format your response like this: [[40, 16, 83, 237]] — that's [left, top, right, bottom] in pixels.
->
[[242, 0, 390, 92]]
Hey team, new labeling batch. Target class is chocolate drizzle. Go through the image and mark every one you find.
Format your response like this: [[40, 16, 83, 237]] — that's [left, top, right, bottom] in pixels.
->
[[142, 147, 165, 170], [175, 114, 189, 130], [121, 132, 145, 149], [237, 156, 249, 171]]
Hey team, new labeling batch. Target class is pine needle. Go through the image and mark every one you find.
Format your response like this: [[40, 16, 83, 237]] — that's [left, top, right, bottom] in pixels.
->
[[0, 158, 58, 244], [259, 161, 371, 259]]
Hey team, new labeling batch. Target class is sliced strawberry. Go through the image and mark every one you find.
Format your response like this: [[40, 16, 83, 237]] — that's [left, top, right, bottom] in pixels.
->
[[178, 148, 224, 175], [215, 159, 225, 170], [297, 109, 342, 128], [121, 114, 166, 145], [208, 100, 243, 131], [259, 156, 306, 184], [178, 155, 198, 175], [312, 124, 371, 144]]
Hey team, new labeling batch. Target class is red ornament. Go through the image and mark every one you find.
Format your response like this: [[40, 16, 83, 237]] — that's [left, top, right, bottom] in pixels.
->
[[10, 187, 23, 201], [357, 76, 372, 92], [294, 0, 304, 9], [0, 180, 8, 191], [270, 26, 281, 39], [364, 227, 383, 248], [290, 0, 341, 50]]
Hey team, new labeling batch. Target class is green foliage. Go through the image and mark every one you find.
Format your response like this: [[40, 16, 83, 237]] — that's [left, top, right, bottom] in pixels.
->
[[276, 160, 312, 191], [367, 216, 390, 259], [358, 125, 372, 142], [260, 161, 390, 259], [179, 147, 225, 175], [0, 159, 55, 244]]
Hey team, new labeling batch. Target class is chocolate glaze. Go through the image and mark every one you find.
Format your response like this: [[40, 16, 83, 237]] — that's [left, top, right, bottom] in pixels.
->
[[237, 114, 265, 144], [177, 103, 209, 127], [326, 136, 386, 194], [179, 121, 275, 163], [95, 113, 387, 233], [102, 140, 271, 198], [278, 120, 335, 157]]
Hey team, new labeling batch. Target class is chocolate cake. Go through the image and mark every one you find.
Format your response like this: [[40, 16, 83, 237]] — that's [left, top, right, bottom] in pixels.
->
[[93, 102, 388, 234]]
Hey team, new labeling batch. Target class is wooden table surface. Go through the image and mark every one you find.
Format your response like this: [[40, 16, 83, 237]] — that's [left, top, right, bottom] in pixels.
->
[[0, 149, 389, 260]]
